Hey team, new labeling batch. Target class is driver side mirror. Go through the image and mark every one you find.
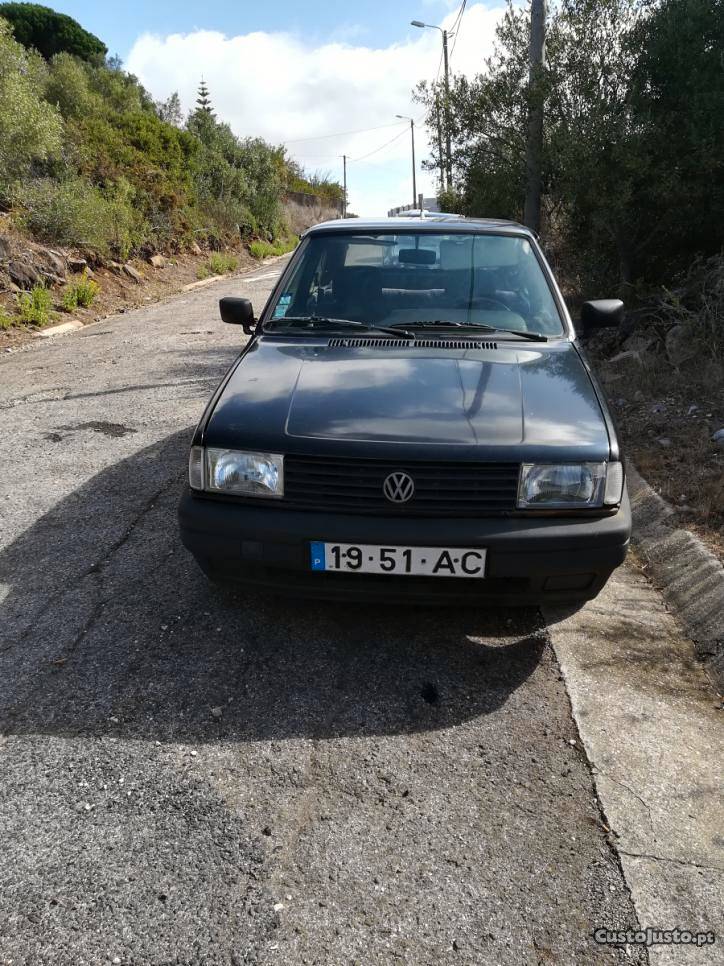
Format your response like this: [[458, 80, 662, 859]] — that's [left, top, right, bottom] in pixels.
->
[[219, 297, 256, 335], [579, 299, 624, 337]]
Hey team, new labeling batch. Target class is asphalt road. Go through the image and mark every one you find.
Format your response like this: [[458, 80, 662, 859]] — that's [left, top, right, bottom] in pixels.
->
[[0, 263, 648, 966]]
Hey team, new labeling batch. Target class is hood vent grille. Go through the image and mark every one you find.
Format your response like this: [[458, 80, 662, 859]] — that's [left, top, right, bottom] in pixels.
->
[[328, 337, 498, 350]]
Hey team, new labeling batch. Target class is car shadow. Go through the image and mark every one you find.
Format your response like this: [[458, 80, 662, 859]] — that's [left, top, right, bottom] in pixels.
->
[[0, 429, 548, 744]]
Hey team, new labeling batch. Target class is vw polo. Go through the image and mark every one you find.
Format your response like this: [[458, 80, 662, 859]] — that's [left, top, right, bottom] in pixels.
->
[[178, 216, 630, 603]]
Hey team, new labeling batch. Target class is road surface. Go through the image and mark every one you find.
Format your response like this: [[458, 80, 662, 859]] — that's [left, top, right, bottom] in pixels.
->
[[0, 262, 719, 965]]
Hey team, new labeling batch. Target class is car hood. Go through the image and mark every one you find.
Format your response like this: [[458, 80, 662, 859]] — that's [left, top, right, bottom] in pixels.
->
[[203, 337, 610, 461]]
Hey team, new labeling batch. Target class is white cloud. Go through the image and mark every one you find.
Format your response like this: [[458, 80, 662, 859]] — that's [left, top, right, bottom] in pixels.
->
[[126, 3, 506, 216]]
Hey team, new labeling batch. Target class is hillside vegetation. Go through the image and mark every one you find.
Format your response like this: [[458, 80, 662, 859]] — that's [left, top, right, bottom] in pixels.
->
[[0, 4, 342, 265]]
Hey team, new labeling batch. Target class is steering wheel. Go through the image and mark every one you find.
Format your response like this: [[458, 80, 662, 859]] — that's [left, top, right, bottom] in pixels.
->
[[469, 296, 511, 312]]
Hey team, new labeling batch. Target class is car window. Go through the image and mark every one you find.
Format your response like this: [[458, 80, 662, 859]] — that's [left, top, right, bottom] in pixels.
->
[[267, 231, 564, 335]]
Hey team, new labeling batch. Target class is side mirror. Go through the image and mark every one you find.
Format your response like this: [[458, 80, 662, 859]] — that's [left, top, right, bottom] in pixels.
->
[[219, 297, 256, 334], [579, 299, 624, 337]]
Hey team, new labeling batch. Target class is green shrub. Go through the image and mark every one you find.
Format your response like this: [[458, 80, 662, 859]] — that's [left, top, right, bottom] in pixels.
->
[[0, 20, 63, 202], [249, 236, 298, 260], [61, 271, 98, 311], [0, 306, 16, 329], [18, 177, 140, 258], [17, 284, 53, 326], [198, 252, 238, 278]]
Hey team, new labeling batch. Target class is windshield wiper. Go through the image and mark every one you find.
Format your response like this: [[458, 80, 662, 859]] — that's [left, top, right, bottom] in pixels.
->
[[268, 316, 414, 339], [493, 328, 549, 342], [390, 320, 548, 342]]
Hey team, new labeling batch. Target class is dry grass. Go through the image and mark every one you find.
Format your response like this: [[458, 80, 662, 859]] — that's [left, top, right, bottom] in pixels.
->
[[590, 269, 724, 560]]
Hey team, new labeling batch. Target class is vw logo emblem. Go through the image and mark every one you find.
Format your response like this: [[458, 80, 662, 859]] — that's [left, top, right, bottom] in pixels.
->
[[383, 471, 415, 504]]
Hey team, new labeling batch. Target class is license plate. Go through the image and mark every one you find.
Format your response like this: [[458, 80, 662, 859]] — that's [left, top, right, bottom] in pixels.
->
[[310, 542, 486, 578]]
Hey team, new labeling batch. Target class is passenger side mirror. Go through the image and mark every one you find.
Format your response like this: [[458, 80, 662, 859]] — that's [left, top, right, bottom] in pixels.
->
[[579, 299, 624, 337], [219, 297, 256, 334]]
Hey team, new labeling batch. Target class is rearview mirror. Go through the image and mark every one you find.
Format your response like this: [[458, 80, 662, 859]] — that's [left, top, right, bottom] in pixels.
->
[[219, 297, 256, 334], [579, 299, 624, 337]]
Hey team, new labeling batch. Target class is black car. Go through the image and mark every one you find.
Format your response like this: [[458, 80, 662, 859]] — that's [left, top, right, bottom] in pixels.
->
[[178, 216, 630, 604]]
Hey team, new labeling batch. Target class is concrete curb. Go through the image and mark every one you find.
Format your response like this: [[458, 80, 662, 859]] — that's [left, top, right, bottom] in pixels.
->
[[181, 274, 225, 291], [627, 462, 724, 690], [33, 319, 83, 338]]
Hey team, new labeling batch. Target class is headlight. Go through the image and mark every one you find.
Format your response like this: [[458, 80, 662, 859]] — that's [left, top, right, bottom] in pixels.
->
[[199, 448, 284, 497], [518, 462, 623, 509]]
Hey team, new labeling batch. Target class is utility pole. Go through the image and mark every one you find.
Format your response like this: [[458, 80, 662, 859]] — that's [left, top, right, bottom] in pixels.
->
[[442, 29, 453, 191], [435, 90, 446, 193], [523, 0, 546, 235], [342, 154, 347, 218], [410, 119, 417, 207], [396, 115, 417, 207], [410, 20, 454, 193]]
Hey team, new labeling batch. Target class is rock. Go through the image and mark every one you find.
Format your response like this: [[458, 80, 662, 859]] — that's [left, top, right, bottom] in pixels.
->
[[712, 428, 724, 448], [122, 264, 143, 283], [190, 241, 202, 256], [607, 348, 644, 366], [634, 389, 645, 402], [273, 903, 284, 913], [599, 368, 623, 385], [148, 254, 166, 268], [7, 259, 40, 289], [68, 256, 88, 273], [651, 401, 665, 414], [687, 404, 699, 416], [34, 247, 66, 277], [38, 272, 65, 287], [657, 437, 673, 448], [210, 706, 223, 719], [665, 324, 697, 365], [622, 334, 654, 355], [0, 235, 11, 260]]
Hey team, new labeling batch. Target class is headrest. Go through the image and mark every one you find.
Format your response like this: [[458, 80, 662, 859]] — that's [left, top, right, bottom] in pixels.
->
[[439, 240, 471, 270], [440, 236, 526, 270]]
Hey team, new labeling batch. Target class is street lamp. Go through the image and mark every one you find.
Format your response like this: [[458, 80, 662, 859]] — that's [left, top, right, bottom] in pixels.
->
[[396, 114, 417, 208], [411, 19, 453, 191]]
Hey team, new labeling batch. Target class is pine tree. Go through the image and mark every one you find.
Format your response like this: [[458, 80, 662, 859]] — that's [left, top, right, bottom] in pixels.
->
[[196, 79, 214, 116]]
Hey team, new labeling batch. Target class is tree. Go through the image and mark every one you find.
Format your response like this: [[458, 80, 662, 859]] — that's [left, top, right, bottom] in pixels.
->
[[196, 78, 214, 115], [0, 3, 106, 62], [157, 91, 182, 127], [0, 17, 63, 200], [415, 0, 723, 290]]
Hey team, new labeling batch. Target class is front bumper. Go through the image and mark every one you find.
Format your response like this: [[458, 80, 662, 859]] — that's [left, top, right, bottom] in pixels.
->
[[178, 487, 631, 604]]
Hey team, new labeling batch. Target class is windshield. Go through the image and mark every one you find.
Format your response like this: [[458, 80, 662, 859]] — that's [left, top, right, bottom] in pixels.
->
[[266, 231, 565, 336]]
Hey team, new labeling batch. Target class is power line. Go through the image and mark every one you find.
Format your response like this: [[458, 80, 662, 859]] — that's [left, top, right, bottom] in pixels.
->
[[349, 127, 408, 163], [283, 120, 405, 145], [449, 0, 468, 62]]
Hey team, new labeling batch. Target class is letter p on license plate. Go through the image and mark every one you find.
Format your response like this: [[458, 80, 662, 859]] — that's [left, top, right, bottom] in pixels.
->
[[310, 542, 486, 578]]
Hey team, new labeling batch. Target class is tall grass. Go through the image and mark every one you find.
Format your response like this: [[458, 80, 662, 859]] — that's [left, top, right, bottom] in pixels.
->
[[249, 236, 298, 260], [17, 285, 53, 326], [196, 252, 239, 280]]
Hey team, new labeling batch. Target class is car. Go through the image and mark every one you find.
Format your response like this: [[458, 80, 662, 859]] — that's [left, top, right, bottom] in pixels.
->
[[178, 215, 630, 604]]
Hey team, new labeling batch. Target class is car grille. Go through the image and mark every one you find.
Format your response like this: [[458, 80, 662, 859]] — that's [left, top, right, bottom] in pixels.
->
[[284, 455, 520, 516]]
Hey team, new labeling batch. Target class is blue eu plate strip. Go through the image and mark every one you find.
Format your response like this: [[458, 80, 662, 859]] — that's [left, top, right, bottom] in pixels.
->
[[310, 542, 326, 571]]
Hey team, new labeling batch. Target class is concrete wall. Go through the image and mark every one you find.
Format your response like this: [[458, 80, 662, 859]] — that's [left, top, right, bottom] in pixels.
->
[[283, 193, 342, 235]]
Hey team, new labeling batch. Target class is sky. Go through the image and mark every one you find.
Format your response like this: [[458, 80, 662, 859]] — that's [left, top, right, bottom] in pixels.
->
[[48, 0, 508, 215]]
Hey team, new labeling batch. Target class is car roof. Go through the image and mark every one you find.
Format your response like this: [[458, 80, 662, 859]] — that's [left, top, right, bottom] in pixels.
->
[[305, 215, 533, 237]]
